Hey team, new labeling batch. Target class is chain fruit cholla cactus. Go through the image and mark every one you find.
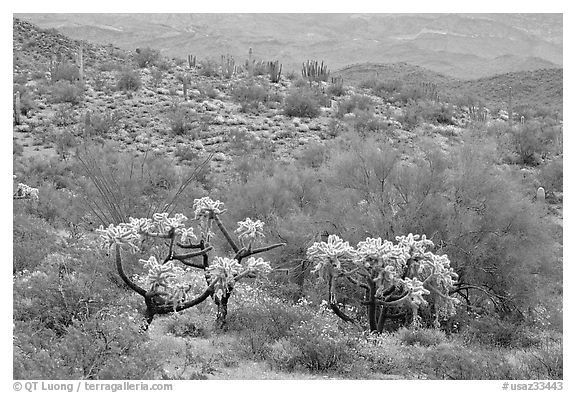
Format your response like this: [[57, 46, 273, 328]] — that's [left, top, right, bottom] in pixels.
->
[[97, 197, 285, 328], [13, 183, 39, 200], [307, 233, 459, 332]]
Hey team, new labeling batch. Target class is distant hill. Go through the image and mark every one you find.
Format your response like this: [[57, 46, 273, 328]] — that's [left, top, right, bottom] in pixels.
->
[[334, 62, 455, 87], [336, 62, 563, 114], [453, 68, 563, 113], [14, 13, 562, 80]]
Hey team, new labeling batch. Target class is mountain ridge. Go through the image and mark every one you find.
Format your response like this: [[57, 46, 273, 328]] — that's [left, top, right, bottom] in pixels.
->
[[15, 13, 562, 80]]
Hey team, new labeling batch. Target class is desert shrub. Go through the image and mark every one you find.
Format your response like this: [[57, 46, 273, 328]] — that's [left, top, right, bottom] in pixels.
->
[[51, 62, 80, 83], [53, 130, 78, 160], [13, 140, 24, 156], [134, 47, 160, 68], [167, 105, 194, 136], [231, 82, 270, 113], [116, 68, 141, 92], [538, 157, 563, 194], [150, 68, 163, 87], [52, 103, 77, 126], [295, 142, 331, 169], [14, 313, 161, 379], [174, 146, 200, 162], [352, 111, 390, 135], [198, 59, 220, 77], [396, 327, 447, 347], [98, 61, 122, 72], [267, 337, 304, 371], [163, 315, 209, 338], [156, 58, 172, 71], [82, 109, 122, 137], [283, 88, 321, 118], [50, 80, 84, 105], [397, 86, 425, 104], [227, 285, 314, 359], [13, 84, 36, 116], [461, 316, 540, 348], [373, 79, 404, 99], [336, 94, 373, 118], [281, 316, 356, 372], [12, 213, 60, 272], [511, 121, 556, 166]]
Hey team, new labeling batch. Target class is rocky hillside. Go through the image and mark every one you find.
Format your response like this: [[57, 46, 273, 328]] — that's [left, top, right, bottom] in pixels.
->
[[12, 17, 562, 178]]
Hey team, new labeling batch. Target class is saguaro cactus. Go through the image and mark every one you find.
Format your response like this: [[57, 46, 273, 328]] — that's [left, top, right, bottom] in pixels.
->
[[14, 91, 21, 125], [307, 234, 460, 331], [176, 73, 191, 101], [507, 86, 513, 125], [77, 42, 84, 84], [247, 47, 254, 77], [537, 187, 546, 203], [97, 197, 285, 328]]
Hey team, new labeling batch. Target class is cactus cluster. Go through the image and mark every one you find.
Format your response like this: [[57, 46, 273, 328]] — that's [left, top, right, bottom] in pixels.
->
[[419, 81, 440, 102], [187, 54, 197, 68], [307, 233, 459, 331], [221, 55, 238, 79], [302, 60, 330, 84], [13, 182, 39, 200], [97, 197, 285, 327], [267, 60, 282, 83]]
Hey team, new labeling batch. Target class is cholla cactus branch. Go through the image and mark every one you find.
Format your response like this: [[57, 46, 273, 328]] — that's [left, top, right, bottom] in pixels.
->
[[213, 215, 240, 253], [238, 243, 286, 260], [171, 246, 214, 265], [114, 245, 147, 297]]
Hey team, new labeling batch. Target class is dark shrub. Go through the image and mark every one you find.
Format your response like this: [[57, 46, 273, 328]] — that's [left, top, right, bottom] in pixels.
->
[[13, 213, 60, 272], [134, 47, 160, 68], [116, 68, 141, 92], [50, 81, 84, 105], [51, 62, 80, 83], [283, 88, 321, 118]]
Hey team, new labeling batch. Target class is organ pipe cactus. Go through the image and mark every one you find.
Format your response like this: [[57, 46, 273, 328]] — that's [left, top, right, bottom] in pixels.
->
[[307, 233, 459, 332], [267, 60, 282, 83], [221, 55, 237, 79], [188, 54, 197, 68], [302, 60, 330, 85], [97, 198, 285, 328]]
